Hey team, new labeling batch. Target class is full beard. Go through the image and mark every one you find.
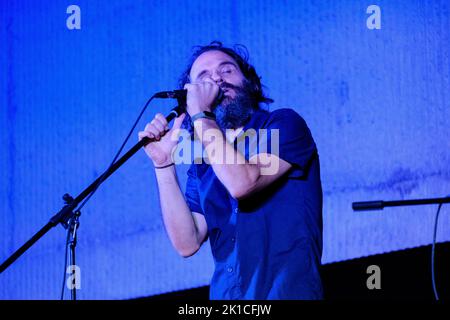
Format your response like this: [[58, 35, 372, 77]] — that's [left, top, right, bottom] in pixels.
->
[[212, 80, 259, 130]]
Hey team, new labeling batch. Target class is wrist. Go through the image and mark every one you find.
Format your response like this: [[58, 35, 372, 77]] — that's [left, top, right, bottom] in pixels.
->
[[152, 158, 174, 168], [154, 162, 175, 169], [191, 111, 216, 124], [193, 118, 224, 154], [154, 164, 177, 184], [193, 117, 220, 139]]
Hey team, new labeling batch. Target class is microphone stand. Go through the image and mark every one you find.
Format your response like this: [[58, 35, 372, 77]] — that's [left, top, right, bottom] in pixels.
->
[[0, 101, 186, 299], [352, 195, 450, 300], [352, 196, 450, 211]]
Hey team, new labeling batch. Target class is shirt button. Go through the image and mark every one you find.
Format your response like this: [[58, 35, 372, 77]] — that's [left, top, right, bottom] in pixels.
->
[[234, 208, 239, 214], [231, 237, 235, 242], [227, 267, 233, 273]]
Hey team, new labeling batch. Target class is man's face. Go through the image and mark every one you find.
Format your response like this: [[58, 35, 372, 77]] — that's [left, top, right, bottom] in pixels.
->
[[188, 50, 258, 129], [189, 50, 246, 100]]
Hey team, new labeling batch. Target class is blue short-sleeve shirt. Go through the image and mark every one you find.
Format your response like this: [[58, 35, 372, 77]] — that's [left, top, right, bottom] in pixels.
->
[[185, 108, 323, 300]]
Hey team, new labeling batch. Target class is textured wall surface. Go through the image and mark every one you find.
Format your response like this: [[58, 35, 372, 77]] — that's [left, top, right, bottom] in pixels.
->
[[0, 0, 449, 299]]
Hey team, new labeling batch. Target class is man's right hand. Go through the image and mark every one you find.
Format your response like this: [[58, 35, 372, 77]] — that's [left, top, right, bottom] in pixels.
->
[[138, 113, 186, 167]]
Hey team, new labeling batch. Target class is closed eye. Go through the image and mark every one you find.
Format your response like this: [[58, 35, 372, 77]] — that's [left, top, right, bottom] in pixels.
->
[[196, 71, 210, 80], [220, 65, 236, 75]]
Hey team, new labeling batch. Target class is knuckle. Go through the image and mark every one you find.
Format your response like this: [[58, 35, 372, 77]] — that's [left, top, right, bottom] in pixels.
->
[[156, 113, 167, 123]]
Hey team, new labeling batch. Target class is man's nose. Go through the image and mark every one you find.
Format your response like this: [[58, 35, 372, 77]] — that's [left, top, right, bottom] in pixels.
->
[[210, 71, 223, 84]]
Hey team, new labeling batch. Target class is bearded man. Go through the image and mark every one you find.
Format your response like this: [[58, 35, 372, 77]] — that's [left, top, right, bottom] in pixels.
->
[[138, 42, 323, 300]]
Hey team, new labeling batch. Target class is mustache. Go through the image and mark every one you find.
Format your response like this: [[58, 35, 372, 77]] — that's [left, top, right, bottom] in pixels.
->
[[219, 82, 242, 91]]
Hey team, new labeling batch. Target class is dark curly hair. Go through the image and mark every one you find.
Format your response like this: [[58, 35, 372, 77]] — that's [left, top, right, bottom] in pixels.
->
[[178, 41, 274, 105]]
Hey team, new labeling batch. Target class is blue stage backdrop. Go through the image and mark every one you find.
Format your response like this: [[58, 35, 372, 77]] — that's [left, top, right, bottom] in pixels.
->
[[1, 0, 449, 299]]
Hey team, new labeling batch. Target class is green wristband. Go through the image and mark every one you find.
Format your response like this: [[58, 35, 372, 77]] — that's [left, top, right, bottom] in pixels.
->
[[191, 111, 216, 123]]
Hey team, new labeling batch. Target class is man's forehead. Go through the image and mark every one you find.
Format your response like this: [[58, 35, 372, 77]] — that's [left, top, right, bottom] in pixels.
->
[[190, 50, 237, 76]]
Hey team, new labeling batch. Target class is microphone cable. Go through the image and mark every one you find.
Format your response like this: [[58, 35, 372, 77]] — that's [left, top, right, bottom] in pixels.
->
[[60, 93, 160, 299]]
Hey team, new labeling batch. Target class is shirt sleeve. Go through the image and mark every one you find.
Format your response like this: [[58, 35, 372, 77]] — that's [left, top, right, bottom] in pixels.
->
[[185, 164, 204, 214], [262, 108, 318, 179]]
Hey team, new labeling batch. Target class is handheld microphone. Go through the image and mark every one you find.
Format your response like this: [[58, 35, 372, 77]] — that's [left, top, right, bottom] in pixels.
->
[[154, 88, 225, 104], [154, 89, 188, 99]]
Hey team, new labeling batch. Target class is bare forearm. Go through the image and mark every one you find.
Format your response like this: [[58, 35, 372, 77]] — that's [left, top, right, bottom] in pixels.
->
[[194, 119, 260, 198], [154, 166, 201, 256]]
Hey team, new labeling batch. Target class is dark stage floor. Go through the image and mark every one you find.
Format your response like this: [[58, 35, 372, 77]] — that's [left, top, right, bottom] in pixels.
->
[[137, 241, 450, 300]]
